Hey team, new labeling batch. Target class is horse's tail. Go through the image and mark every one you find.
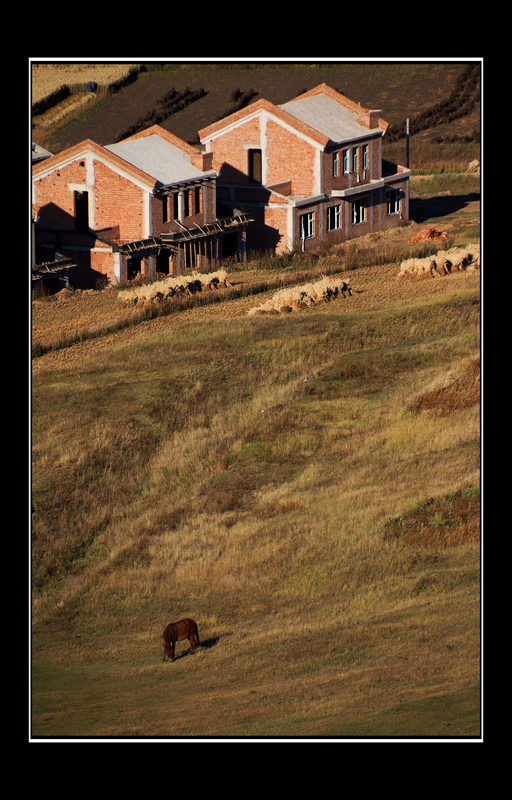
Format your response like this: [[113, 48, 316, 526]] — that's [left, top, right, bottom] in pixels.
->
[[195, 624, 200, 645]]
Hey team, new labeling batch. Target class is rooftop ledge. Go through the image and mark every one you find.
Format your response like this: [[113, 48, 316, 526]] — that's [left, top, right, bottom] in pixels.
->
[[267, 166, 410, 206]]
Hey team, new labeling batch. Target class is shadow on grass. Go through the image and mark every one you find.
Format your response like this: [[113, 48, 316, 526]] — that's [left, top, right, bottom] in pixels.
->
[[169, 635, 220, 662], [410, 192, 480, 223]]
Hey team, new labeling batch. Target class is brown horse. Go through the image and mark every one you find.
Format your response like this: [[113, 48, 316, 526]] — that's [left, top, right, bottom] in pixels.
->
[[162, 618, 200, 662]]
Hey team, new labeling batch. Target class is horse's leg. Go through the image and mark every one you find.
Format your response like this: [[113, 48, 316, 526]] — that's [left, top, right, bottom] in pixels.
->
[[189, 634, 195, 654]]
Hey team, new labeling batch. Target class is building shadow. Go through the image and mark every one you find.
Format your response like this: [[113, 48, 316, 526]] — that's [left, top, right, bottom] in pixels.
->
[[410, 192, 480, 223]]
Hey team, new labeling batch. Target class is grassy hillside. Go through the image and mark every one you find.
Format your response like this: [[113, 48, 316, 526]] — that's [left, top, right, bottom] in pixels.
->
[[31, 200, 481, 738]]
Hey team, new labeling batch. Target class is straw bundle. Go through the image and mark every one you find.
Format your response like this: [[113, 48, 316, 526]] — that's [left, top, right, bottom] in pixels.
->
[[397, 244, 480, 280], [248, 275, 353, 315], [117, 269, 230, 308]]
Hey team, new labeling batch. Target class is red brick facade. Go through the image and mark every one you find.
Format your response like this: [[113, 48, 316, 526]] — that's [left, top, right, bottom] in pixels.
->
[[199, 84, 410, 255], [32, 85, 410, 289], [32, 127, 241, 289]]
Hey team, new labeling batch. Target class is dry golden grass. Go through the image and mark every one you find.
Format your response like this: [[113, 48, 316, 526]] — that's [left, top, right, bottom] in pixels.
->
[[31, 63, 141, 104], [31, 227, 481, 739]]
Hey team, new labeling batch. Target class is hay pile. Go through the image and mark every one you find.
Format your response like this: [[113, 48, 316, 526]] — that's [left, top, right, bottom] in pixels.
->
[[248, 275, 353, 315], [117, 269, 231, 308], [397, 244, 480, 281]]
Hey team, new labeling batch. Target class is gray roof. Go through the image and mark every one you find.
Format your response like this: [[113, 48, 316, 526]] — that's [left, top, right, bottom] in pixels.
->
[[32, 142, 53, 163], [105, 135, 206, 188], [280, 94, 380, 145]]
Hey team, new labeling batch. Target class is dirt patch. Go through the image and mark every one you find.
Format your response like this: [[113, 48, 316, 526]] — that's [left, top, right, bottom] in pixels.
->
[[382, 488, 480, 550], [409, 356, 480, 417]]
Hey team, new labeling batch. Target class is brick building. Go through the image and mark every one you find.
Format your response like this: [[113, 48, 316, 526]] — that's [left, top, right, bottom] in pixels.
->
[[198, 83, 410, 254], [32, 125, 251, 289]]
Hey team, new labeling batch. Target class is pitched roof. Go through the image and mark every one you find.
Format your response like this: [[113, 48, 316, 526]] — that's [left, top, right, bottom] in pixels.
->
[[32, 126, 214, 190], [198, 98, 330, 148], [31, 138, 158, 188], [282, 84, 389, 140], [119, 124, 198, 154], [199, 84, 388, 148], [105, 135, 206, 188], [280, 96, 376, 143]]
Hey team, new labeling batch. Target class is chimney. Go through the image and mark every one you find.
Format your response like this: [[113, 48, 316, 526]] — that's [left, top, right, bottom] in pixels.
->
[[359, 109, 382, 129], [191, 151, 214, 171]]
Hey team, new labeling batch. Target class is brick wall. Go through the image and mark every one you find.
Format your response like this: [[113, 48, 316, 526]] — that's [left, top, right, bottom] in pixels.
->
[[214, 117, 261, 185], [266, 119, 316, 196], [93, 158, 146, 239], [34, 158, 88, 228]]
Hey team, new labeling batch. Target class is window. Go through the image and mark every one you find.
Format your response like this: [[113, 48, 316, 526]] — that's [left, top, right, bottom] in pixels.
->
[[352, 147, 359, 173], [195, 186, 202, 214], [352, 196, 366, 225], [327, 204, 341, 232], [248, 148, 262, 183], [362, 144, 368, 171], [74, 190, 89, 229], [173, 192, 179, 219], [343, 149, 349, 174], [162, 195, 169, 223], [300, 211, 314, 240], [184, 189, 190, 217], [387, 188, 401, 216], [333, 151, 339, 177]]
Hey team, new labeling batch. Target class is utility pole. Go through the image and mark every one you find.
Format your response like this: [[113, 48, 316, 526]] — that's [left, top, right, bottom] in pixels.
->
[[406, 118, 410, 169]]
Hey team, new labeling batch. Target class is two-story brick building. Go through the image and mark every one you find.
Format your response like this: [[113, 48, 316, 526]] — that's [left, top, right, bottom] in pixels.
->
[[198, 83, 410, 254], [32, 125, 251, 289]]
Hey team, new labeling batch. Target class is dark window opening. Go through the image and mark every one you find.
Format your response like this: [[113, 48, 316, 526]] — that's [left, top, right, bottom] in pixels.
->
[[128, 256, 142, 280], [248, 149, 262, 183], [74, 190, 89, 230], [157, 250, 170, 275]]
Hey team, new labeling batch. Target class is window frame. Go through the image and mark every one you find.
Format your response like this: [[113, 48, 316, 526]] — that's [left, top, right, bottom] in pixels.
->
[[333, 151, 339, 177], [327, 204, 341, 232], [300, 211, 315, 240], [362, 144, 369, 172], [387, 187, 401, 216], [352, 196, 366, 225]]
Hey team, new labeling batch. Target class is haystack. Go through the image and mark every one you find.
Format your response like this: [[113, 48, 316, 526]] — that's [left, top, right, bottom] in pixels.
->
[[397, 244, 480, 281], [248, 275, 353, 315], [117, 269, 230, 308]]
